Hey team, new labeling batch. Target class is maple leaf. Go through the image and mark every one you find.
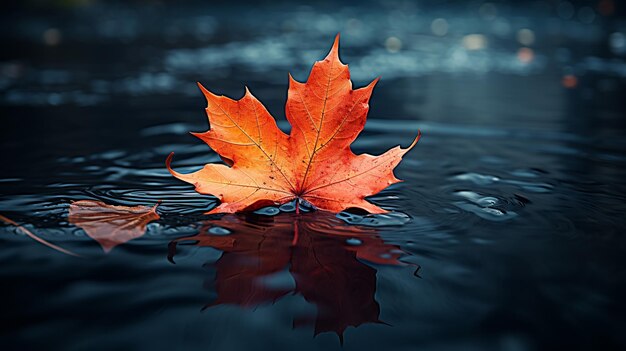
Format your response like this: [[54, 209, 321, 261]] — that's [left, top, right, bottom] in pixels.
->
[[168, 212, 405, 340], [166, 35, 420, 214], [68, 200, 160, 253]]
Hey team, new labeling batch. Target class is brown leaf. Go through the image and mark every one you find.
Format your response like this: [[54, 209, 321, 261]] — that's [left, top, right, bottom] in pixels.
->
[[69, 200, 160, 253]]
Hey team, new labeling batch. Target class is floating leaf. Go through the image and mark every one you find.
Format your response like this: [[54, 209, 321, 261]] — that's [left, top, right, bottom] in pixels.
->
[[167, 35, 420, 214], [69, 200, 159, 253]]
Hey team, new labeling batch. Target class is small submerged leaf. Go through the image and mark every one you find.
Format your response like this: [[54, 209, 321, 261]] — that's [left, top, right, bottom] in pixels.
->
[[68, 200, 160, 253]]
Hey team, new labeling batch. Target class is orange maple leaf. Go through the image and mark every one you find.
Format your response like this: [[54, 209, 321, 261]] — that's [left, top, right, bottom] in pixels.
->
[[167, 35, 420, 214], [68, 200, 160, 253]]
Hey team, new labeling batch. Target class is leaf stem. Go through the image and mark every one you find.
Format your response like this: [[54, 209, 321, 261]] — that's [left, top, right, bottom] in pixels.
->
[[0, 214, 81, 257], [295, 197, 300, 215]]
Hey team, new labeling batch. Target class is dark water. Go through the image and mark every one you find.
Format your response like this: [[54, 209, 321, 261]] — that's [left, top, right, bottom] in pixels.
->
[[2, 1, 626, 350]]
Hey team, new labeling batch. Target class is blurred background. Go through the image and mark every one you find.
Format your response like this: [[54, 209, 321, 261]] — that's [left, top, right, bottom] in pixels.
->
[[1, 1, 626, 350], [1, 0, 625, 143]]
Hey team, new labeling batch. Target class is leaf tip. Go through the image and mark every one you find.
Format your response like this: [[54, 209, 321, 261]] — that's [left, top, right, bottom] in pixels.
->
[[243, 85, 255, 100], [197, 82, 219, 102], [364, 77, 380, 91], [406, 129, 421, 151], [165, 152, 180, 178], [326, 33, 341, 61], [197, 81, 208, 93], [287, 72, 295, 83], [151, 201, 161, 214]]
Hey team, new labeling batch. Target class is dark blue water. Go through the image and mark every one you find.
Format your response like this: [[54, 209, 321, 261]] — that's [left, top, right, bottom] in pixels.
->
[[1, 1, 626, 350]]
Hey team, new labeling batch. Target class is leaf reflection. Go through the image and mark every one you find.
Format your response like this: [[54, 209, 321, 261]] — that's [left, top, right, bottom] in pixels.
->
[[169, 212, 411, 341]]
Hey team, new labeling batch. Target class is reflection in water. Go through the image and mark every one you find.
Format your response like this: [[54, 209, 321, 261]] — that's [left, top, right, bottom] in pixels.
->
[[169, 212, 413, 341]]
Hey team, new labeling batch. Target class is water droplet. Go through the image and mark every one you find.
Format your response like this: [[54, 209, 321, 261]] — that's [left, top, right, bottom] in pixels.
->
[[452, 173, 499, 185], [146, 222, 161, 235], [482, 207, 504, 216], [279, 201, 296, 213], [454, 191, 499, 207], [208, 226, 231, 235], [477, 197, 498, 207], [336, 212, 363, 224], [298, 199, 314, 213], [253, 207, 280, 216], [346, 238, 362, 246], [453, 201, 517, 221], [337, 211, 410, 227]]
